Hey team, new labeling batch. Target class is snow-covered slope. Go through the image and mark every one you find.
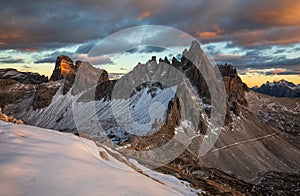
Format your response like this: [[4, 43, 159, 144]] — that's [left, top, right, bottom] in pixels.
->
[[0, 121, 201, 196], [14, 82, 175, 144]]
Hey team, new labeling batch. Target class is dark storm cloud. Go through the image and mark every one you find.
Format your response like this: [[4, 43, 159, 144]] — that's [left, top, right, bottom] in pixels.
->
[[0, 0, 147, 50], [1, 0, 299, 51]]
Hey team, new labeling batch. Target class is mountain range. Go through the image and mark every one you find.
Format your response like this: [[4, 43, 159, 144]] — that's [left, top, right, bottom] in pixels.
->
[[252, 79, 300, 98], [0, 41, 299, 195]]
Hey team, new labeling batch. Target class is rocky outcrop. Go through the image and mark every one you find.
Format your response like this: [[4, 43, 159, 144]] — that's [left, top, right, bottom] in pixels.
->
[[0, 107, 23, 124], [72, 61, 109, 95], [33, 82, 61, 110], [0, 68, 48, 84], [0, 79, 37, 111], [50, 55, 76, 81], [50, 55, 76, 94], [252, 79, 300, 98], [50, 55, 109, 95]]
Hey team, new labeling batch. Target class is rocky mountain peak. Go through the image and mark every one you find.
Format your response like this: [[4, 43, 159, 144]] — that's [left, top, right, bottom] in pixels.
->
[[50, 55, 76, 82], [49, 55, 109, 95]]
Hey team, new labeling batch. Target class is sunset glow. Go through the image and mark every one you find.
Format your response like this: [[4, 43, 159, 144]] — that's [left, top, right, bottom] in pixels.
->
[[0, 0, 299, 87]]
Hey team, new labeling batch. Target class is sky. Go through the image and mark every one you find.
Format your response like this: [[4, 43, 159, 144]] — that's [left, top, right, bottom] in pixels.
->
[[0, 0, 299, 87]]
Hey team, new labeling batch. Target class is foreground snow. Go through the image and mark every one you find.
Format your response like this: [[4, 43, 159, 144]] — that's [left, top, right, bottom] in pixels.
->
[[0, 121, 198, 196]]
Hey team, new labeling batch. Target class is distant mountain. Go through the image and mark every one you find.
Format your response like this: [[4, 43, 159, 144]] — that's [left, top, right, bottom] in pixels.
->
[[252, 79, 300, 98], [0, 68, 48, 84]]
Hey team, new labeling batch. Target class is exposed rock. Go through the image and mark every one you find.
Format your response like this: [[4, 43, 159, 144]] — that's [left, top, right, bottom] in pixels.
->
[[50, 55, 76, 81], [159, 57, 170, 64], [150, 56, 157, 63], [72, 61, 109, 95], [50, 55, 109, 95], [0, 107, 23, 124], [246, 91, 300, 136], [0, 79, 37, 113], [0, 68, 48, 84], [147, 47, 248, 125], [99, 150, 109, 160], [50, 55, 76, 94], [33, 81, 61, 110]]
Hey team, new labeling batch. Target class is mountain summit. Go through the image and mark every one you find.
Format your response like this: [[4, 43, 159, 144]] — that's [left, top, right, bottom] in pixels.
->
[[252, 79, 300, 97]]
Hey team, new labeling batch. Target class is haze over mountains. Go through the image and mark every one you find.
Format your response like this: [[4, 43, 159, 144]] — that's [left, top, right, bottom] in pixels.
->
[[0, 42, 299, 195]]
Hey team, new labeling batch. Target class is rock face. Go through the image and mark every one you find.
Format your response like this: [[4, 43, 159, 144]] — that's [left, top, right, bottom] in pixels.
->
[[33, 81, 61, 110], [50, 55, 76, 81], [252, 79, 300, 98], [50, 55, 109, 95], [0, 79, 37, 112], [0, 68, 48, 84]]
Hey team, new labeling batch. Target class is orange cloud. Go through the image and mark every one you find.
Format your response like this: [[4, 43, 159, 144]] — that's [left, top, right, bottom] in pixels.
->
[[197, 31, 217, 38], [22, 48, 37, 53], [197, 25, 224, 38], [253, 1, 300, 26], [139, 10, 151, 19], [178, 33, 189, 38]]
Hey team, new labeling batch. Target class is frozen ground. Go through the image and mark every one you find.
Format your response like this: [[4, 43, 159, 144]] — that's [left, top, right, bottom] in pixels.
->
[[0, 121, 201, 196]]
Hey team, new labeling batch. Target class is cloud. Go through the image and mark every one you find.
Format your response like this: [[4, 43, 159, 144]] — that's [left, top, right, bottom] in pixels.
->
[[277, 71, 300, 75], [120, 67, 128, 70], [21, 65, 32, 69], [109, 72, 125, 80], [0, 57, 24, 63], [78, 54, 113, 65], [0, 0, 300, 52], [75, 41, 97, 54], [34, 51, 74, 64], [139, 10, 151, 19], [241, 68, 300, 77], [34, 57, 56, 64], [125, 46, 166, 54]]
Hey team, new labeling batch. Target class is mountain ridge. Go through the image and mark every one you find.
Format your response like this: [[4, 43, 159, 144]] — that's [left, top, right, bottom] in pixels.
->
[[0, 42, 299, 194], [252, 79, 300, 97]]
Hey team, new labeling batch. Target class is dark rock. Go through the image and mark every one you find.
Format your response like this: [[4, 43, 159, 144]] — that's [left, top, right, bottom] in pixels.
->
[[150, 56, 157, 63], [33, 82, 60, 110], [0, 68, 48, 84], [0, 79, 37, 115], [50, 55, 109, 95], [159, 57, 170, 64]]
